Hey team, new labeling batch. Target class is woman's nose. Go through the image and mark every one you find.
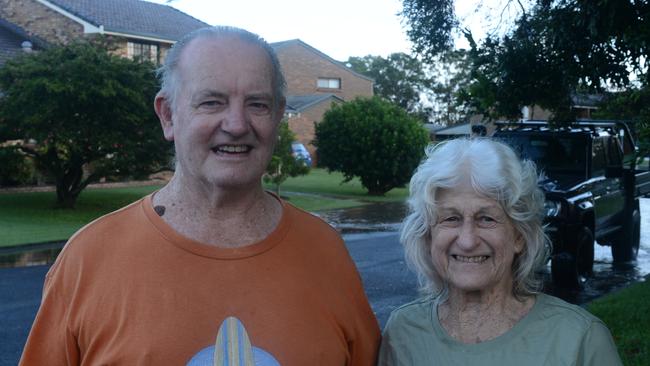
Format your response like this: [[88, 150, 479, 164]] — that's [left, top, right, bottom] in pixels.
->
[[455, 220, 480, 250]]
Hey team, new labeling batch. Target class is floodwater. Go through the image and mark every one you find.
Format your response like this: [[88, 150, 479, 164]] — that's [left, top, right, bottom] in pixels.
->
[[316, 201, 408, 233], [2, 199, 649, 304]]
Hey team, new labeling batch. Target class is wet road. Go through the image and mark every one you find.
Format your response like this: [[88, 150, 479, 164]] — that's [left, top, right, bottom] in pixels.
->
[[1, 199, 650, 365], [328, 199, 650, 307]]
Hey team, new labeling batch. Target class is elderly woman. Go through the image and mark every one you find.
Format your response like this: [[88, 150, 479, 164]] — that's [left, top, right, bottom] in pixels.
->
[[378, 138, 622, 365]]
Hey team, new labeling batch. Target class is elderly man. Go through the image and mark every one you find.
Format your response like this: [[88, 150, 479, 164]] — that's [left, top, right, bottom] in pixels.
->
[[20, 27, 380, 365]]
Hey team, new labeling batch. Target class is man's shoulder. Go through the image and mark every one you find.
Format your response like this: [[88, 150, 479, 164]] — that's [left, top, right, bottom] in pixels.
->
[[282, 199, 341, 238], [46, 196, 149, 281], [57, 197, 148, 258], [71, 196, 148, 240]]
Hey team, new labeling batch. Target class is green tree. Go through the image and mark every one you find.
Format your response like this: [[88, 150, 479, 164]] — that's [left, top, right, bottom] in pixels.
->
[[314, 97, 429, 196], [429, 49, 473, 125], [264, 121, 309, 195], [346, 53, 432, 118], [0, 145, 36, 186], [400, 0, 650, 125], [0, 40, 170, 207]]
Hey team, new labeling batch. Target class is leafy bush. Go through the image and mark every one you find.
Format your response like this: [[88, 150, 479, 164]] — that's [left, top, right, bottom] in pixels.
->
[[0, 39, 171, 207], [314, 97, 429, 195], [264, 121, 309, 195], [0, 145, 36, 186]]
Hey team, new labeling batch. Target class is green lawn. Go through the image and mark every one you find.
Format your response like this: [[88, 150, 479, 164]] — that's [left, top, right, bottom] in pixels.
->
[[0, 169, 408, 247], [274, 168, 409, 202], [588, 279, 650, 366], [0, 185, 161, 247]]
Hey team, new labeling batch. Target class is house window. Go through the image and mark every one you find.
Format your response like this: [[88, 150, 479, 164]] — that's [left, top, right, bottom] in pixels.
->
[[317, 78, 341, 89], [127, 41, 159, 63]]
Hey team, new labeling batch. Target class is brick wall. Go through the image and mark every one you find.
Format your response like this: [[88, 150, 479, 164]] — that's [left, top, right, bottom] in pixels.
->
[[287, 98, 343, 166], [276, 42, 373, 101], [0, 0, 83, 44]]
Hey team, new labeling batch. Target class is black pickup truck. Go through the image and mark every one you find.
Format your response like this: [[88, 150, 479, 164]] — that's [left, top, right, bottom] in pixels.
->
[[494, 121, 650, 287]]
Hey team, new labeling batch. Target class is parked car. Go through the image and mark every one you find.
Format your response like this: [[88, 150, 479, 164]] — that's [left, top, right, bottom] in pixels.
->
[[291, 143, 312, 167], [494, 120, 650, 288]]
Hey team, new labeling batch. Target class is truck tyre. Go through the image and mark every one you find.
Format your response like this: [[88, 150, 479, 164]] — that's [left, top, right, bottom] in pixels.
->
[[551, 252, 580, 289], [612, 202, 640, 263], [577, 227, 594, 276]]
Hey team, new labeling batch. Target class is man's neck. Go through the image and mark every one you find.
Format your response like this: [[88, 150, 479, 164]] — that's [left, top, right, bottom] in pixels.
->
[[152, 174, 283, 248]]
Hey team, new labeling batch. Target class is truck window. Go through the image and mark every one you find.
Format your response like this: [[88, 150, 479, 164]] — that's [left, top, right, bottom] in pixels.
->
[[497, 134, 588, 176], [592, 138, 607, 176], [606, 137, 623, 166]]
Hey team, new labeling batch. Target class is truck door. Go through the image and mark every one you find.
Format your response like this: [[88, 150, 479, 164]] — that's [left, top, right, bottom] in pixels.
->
[[592, 137, 624, 231]]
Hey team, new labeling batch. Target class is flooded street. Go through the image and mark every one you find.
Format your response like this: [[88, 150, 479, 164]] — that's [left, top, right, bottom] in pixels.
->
[[324, 198, 650, 306], [2, 198, 650, 364], [545, 198, 650, 304], [3, 198, 650, 301]]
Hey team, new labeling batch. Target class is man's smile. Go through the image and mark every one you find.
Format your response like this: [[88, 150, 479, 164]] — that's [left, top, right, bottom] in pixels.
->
[[211, 144, 252, 154]]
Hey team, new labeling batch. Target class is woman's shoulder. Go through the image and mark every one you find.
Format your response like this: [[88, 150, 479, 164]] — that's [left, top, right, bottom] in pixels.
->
[[384, 297, 435, 331], [533, 293, 605, 329]]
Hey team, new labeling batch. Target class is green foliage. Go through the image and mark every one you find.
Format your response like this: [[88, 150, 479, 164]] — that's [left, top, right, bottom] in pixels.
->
[[429, 50, 473, 125], [0, 145, 36, 186], [314, 97, 429, 196], [594, 74, 650, 156], [400, 0, 650, 125], [264, 121, 309, 194], [401, 0, 457, 62], [0, 39, 171, 207], [347, 53, 432, 119]]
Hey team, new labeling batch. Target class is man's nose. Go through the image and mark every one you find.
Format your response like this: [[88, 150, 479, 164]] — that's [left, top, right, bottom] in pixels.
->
[[221, 103, 250, 136], [455, 220, 480, 250]]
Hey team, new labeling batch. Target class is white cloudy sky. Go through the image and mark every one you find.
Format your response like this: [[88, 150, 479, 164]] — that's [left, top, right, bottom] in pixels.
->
[[150, 0, 519, 61]]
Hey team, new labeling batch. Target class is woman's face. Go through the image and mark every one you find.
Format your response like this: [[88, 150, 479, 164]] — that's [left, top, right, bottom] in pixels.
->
[[430, 186, 524, 295]]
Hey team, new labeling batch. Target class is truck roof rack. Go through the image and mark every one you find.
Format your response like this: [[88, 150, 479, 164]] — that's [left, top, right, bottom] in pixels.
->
[[494, 119, 632, 136]]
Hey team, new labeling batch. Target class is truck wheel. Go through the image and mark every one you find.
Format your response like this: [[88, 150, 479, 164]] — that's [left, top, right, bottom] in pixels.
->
[[612, 204, 640, 263], [577, 227, 594, 276], [551, 252, 579, 289]]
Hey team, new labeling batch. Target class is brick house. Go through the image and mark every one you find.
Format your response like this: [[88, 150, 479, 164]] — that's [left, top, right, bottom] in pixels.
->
[[0, 17, 45, 66], [0, 3, 373, 165], [0, 0, 208, 64], [272, 39, 374, 163]]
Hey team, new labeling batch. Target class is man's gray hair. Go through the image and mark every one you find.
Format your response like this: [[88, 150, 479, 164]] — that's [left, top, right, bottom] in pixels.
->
[[157, 26, 286, 113], [401, 138, 548, 300]]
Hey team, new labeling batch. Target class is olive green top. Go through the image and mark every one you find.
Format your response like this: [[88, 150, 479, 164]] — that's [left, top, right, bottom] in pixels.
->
[[378, 293, 622, 366]]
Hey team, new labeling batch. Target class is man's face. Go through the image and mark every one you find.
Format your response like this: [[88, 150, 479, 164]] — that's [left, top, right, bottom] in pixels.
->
[[159, 36, 283, 190]]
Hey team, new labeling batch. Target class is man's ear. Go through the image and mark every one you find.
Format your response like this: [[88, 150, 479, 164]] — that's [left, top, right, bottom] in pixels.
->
[[154, 92, 174, 141]]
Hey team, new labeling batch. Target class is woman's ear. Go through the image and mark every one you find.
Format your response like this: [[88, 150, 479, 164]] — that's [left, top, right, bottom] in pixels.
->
[[514, 233, 525, 254], [154, 93, 174, 141]]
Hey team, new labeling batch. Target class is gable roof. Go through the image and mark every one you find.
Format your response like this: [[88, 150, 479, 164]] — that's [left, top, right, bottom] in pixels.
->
[[0, 18, 46, 66], [43, 0, 209, 42], [271, 39, 374, 82], [286, 94, 344, 113]]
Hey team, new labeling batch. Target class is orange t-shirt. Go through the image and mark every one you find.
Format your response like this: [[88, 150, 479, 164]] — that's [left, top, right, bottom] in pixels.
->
[[20, 194, 380, 365]]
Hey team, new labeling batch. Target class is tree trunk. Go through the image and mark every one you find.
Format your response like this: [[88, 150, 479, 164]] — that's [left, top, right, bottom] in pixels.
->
[[54, 163, 86, 208]]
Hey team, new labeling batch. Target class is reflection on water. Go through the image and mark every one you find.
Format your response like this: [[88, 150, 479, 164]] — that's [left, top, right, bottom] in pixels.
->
[[543, 261, 648, 305], [0, 242, 63, 268], [316, 201, 408, 233]]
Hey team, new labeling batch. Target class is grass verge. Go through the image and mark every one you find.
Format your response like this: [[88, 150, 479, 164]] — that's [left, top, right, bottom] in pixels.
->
[[0, 169, 408, 247], [588, 279, 650, 365], [0, 185, 161, 247]]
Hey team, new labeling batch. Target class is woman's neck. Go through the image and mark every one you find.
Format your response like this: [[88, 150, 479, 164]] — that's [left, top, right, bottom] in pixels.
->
[[438, 289, 535, 344]]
